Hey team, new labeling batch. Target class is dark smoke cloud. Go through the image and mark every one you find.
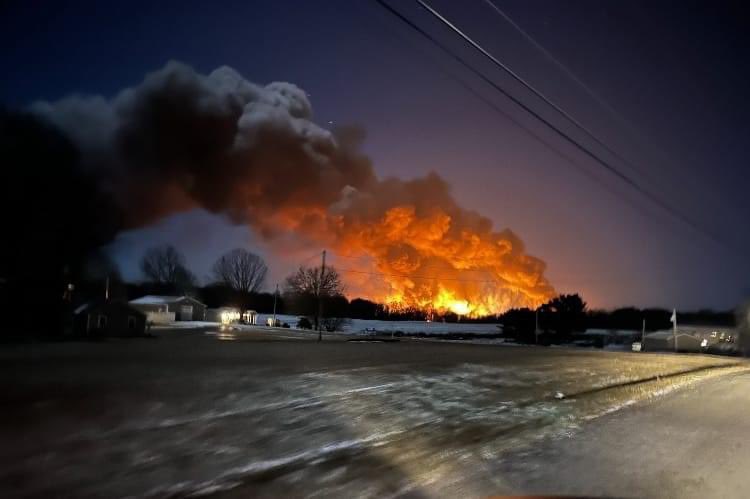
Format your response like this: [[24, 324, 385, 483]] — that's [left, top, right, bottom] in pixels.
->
[[32, 61, 375, 232], [29, 61, 554, 308]]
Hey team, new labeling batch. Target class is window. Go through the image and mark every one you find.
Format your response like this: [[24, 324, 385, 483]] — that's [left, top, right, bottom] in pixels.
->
[[128, 316, 137, 329], [97, 315, 107, 329]]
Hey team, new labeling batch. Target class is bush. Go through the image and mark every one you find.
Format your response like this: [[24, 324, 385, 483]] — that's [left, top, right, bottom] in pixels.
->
[[282, 322, 290, 328], [322, 317, 350, 332], [297, 317, 313, 329]]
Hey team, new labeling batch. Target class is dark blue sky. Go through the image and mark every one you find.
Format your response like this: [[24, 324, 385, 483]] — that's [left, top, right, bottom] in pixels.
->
[[2, 0, 748, 309]]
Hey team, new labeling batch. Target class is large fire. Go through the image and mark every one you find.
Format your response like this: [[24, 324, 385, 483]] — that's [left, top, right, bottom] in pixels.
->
[[32, 61, 556, 315], [268, 196, 555, 317], [331, 205, 554, 317]]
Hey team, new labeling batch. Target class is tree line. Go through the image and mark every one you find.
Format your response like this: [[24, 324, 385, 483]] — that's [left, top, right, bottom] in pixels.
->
[[125, 247, 737, 340], [1, 230, 737, 339], [73, 244, 743, 332], [498, 294, 735, 345], [115, 244, 485, 328], [98, 244, 348, 331]]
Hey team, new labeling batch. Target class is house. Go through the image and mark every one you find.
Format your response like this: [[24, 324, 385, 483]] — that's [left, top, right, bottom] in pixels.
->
[[73, 301, 147, 337], [129, 295, 207, 322]]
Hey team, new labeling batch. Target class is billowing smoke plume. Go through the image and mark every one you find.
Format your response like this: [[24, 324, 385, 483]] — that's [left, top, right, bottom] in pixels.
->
[[32, 61, 554, 314]]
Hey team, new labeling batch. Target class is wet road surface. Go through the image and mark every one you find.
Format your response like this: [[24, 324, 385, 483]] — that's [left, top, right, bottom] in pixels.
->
[[0, 328, 744, 498]]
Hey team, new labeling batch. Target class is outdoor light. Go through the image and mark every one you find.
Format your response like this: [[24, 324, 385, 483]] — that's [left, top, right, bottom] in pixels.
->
[[220, 309, 240, 325]]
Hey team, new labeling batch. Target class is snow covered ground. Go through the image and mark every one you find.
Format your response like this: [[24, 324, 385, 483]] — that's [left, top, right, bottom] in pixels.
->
[[340, 318, 502, 335], [162, 314, 503, 336], [2, 336, 743, 498], [151, 320, 219, 329]]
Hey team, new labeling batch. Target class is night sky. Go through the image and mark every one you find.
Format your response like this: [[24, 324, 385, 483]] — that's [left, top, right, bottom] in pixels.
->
[[2, 0, 748, 310]]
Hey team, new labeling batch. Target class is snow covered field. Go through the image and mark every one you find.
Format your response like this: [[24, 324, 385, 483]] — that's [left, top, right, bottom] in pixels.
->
[[164, 314, 503, 336], [340, 318, 502, 335]]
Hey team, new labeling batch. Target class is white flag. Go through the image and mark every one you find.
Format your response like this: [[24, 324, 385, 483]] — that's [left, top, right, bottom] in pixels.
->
[[670, 309, 677, 323]]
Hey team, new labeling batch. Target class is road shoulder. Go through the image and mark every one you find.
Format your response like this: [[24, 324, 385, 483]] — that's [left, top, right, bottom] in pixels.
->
[[493, 371, 750, 499]]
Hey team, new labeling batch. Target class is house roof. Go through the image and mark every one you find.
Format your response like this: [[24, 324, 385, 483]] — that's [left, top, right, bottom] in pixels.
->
[[130, 295, 205, 306], [74, 301, 146, 317]]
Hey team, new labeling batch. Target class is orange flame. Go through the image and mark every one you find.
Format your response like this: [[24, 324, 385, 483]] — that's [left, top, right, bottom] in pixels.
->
[[269, 201, 555, 317]]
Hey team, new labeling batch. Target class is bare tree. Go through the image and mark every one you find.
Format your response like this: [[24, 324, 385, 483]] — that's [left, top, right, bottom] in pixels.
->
[[284, 265, 344, 334], [140, 245, 196, 292], [212, 248, 268, 294]]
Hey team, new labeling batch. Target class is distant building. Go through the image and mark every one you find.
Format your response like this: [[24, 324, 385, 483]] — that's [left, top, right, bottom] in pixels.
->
[[73, 301, 147, 337], [643, 325, 737, 353], [129, 295, 207, 322]]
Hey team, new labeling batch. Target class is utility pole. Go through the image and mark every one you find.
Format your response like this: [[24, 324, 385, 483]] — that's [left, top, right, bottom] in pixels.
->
[[535, 308, 539, 345], [317, 249, 326, 342], [671, 308, 678, 352], [641, 318, 646, 351], [272, 283, 278, 327]]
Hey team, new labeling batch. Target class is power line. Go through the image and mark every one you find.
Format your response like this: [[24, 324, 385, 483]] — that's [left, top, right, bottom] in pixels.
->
[[365, 4, 666, 224], [417, 0, 653, 184], [373, 0, 732, 251], [480, 0, 635, 145], [296, 251, 324, 267], [479, 0, 729, 215]]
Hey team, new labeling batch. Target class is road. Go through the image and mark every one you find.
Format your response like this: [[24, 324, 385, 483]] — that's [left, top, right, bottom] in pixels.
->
[[492, 370, 750, 498], [0, 328, 747, 498]]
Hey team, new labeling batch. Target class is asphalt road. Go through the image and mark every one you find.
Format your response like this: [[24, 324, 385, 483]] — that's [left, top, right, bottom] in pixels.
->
[[493, 370, 750, 498]]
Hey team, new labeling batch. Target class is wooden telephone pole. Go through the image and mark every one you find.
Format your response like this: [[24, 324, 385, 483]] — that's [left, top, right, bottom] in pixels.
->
[[272, 283, 279, 327], [317, 250, 326, 342]]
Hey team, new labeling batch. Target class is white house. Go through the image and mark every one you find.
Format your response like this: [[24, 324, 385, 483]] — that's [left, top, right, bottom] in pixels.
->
[[129, 295, 207, 323]]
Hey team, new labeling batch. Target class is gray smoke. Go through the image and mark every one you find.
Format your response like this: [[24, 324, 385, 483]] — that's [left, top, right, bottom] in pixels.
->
[[33, 60, 376, 233]]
